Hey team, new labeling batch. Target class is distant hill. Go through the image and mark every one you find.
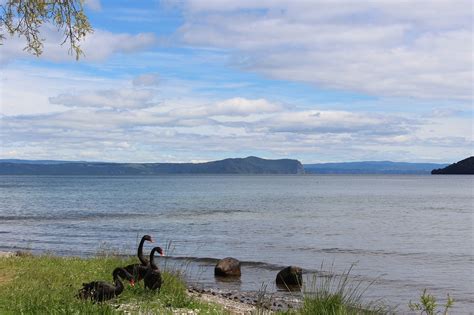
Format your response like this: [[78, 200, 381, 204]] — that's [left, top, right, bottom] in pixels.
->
[[303, 161, 448, 174], [431, 157, 474, 175], [0, 156, 304, 175]]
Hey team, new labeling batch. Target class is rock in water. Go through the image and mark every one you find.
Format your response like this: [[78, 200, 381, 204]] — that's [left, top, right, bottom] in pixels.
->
[[276, 266, 303, 287], [215, 257, 241, 277]]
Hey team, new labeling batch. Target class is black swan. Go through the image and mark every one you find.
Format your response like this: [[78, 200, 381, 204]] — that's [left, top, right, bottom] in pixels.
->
[[144, 246, 164, 291], [124, 234, 153, 281], [77, 267, 135, 302]]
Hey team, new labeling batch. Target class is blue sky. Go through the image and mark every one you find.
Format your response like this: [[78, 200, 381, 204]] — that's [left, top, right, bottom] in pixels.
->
[[1, 0, 472, 163]]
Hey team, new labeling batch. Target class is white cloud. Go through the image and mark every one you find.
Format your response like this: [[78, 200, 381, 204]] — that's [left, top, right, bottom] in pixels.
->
[[2, 63, 471, 163], [214, 97, 281, 116], [49, 89, 156, 109], [133, 74, 160, 87], [0, 66, 133, 115], [165, 97, 281, 118], [5, 89, 471, 163], [260, 110, 414, 135], [0, 27, 157, 63], [80, 30, 156, 61], [177, 0, 473, 100]]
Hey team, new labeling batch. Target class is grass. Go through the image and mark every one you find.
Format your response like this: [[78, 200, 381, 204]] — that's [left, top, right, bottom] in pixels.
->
[[408, 289, 454, 315], [0, 253, 224, 314], [297, 265, 391, 315], [0, 253, 453, 315]]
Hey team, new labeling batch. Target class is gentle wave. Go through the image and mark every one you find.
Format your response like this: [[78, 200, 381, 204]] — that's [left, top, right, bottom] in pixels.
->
[[293, 247, 473, 260], [0, 212, 148, 221], [164, 209, 253, 219]]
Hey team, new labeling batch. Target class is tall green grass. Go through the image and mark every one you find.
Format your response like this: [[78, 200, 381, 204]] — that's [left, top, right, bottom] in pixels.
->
[[299, 265, 390, 315], [408, 289, 454, 315], [0, 253, 223, 314]]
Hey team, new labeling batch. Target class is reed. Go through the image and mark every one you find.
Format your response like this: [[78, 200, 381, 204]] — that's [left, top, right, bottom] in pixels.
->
[[299, 264, 390, 315]]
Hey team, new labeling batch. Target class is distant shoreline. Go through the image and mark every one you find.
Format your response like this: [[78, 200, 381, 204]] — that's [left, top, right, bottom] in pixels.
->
[[0, 157, 450, 175], [0, 156, 305, 175]]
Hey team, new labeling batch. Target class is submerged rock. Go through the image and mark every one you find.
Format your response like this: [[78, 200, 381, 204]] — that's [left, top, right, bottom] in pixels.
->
[[214, 257, 241, 277], [276, 266, 303, 288]]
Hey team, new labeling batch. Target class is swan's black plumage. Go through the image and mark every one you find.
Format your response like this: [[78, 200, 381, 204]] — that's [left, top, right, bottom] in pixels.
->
[[77, 267, 134, 302], [124, 235, 153, 281], [144, 246, 163, 291]]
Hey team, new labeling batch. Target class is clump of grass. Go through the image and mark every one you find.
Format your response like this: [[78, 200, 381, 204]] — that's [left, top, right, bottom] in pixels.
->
[[300, 264, 389, 315], [408, 289, 454, 315], [255, 283, 272, 312], [0, 253, 223, 314]]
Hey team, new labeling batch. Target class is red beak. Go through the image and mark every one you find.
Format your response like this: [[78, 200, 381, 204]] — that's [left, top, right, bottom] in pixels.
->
[[130, 280, 135, 287]]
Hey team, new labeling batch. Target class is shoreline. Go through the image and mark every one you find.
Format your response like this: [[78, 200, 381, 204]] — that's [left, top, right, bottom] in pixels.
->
[[0, 251, 299, 314], [186, 286, 303, 313], [1, 251, 466, 314]]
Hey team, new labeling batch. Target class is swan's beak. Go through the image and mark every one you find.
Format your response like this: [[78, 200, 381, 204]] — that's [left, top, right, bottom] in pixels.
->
[[150, 238, 154, 243], [130, 280, 135, 287]]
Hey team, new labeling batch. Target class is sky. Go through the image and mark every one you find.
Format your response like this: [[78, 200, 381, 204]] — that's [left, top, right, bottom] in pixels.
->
[[0, 0, 472, 163]]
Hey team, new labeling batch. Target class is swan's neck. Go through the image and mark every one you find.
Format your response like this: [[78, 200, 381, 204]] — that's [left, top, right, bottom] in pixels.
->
[[149, 249, 158, 270], [114, 277, 124, 295], [137, 237, 148, 265]]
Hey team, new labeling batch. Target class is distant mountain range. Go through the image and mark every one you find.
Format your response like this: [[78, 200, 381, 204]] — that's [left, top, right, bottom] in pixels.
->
[[431, 156, 474, 175], [0, 157, 454, 175], [303, 161, 448, 174], [0, 156, 304, 175]]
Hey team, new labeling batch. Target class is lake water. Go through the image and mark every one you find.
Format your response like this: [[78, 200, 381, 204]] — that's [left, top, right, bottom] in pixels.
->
[[0, 175, 472, 313]]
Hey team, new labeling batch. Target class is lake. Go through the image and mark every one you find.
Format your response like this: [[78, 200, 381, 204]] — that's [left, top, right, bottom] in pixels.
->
[[0, 175, 472, 313]]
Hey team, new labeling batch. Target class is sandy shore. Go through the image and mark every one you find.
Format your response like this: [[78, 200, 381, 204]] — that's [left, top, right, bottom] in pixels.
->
[[187, 289, 258, 315], [186, 286, 302, 313]]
